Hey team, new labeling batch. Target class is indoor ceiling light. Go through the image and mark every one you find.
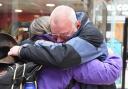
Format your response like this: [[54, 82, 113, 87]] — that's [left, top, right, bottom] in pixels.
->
[[0, 3, 3, 6], [46, 4, 55, 7], [15, 9, 23, 13]]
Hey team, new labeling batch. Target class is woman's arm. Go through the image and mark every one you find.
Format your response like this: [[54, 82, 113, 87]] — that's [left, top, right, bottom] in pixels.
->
[[72, 55, 122, 85]]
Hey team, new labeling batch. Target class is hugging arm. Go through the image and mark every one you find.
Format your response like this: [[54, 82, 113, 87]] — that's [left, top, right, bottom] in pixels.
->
[[72, 55, 122, 84]]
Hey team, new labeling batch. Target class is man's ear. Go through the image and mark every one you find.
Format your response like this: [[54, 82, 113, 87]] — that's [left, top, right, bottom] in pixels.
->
[[76, 20, 81, 29]]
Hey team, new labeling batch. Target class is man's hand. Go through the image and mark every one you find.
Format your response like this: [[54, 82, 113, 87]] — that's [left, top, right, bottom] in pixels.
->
[[8, 46, 22, 56]]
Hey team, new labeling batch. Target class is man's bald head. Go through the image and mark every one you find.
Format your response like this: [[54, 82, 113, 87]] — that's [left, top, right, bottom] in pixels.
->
[[50, 5, 77, 25], [50, 5, 80, 42]]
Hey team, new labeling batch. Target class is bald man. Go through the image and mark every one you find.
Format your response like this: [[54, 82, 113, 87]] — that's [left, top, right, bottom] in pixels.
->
[[8, 5, 122, 89], [49, 6, 80, 42]]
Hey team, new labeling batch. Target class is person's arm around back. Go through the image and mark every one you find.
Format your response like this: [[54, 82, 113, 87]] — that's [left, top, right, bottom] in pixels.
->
[[8, 37, 104, 68], [72, 54, 122, 85]]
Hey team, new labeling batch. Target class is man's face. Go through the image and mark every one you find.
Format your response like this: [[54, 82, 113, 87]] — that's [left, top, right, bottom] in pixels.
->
[[50, 18, 77, 43]]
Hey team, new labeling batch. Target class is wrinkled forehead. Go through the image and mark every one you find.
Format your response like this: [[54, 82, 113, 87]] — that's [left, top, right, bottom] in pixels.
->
[[50, 17, 73, 34]]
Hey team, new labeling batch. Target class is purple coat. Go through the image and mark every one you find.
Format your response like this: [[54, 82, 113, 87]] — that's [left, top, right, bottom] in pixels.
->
[[32, 13, 122, 88], [37, 54, 122, 89]]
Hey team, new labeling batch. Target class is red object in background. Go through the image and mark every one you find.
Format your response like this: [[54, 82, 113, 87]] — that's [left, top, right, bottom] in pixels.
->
[[0, 12, 50, 29]]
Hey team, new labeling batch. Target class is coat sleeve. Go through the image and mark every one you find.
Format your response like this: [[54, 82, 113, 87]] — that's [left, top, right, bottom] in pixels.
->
[[20, 43, 81, 68], [19, 37, 106, 68], [72, 55, 122, 84]]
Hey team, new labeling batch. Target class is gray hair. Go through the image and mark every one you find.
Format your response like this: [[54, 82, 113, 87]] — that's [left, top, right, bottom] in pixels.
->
[[30, 16, 50, 36]]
